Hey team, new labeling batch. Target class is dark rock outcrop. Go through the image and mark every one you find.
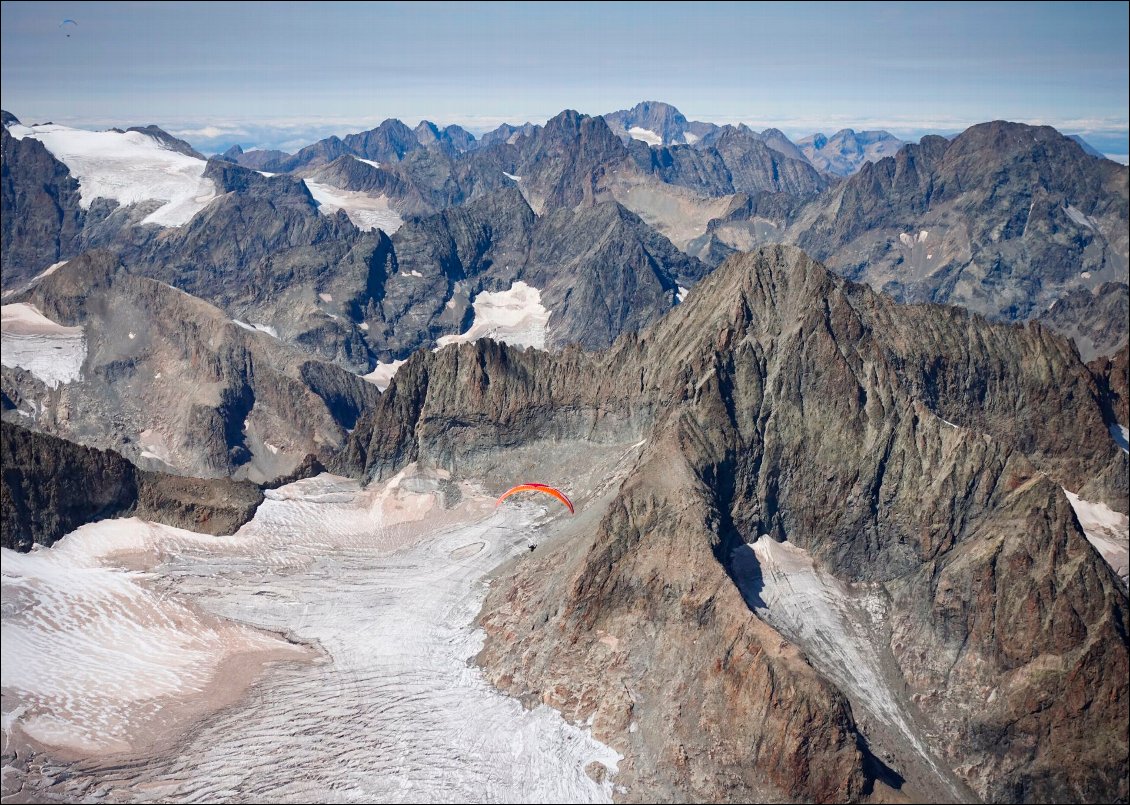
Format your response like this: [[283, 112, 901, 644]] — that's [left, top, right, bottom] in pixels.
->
[[125, 125, 206, 159], [2, 420, 263, 551], [1, 123, 85, 288]]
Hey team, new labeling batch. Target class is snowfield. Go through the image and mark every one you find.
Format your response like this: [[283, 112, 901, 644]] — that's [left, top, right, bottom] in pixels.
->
[[362, 358, 407, 391], [627, 127, 662, 146], [0, 304, 86, 388], [732, 536, 965, 800], [6, 123, 216, 227], [303, 180, 405, 233], [628, 126, 659, 146], [435, 281, 550, 350], [1064, 489, 1130, 585], [1, 471, 619, 802]]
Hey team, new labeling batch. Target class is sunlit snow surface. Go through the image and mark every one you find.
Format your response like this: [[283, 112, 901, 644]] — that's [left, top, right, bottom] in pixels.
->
[[6, 123, 216, 226], [232, 319, 279, 338], [1064, 489, 1130, 585], [732, 537, 963, 799], [303, 180, 404, 233], [1, 472, 618, 803], [627, 127, 662, 146], [0, 303, 85, 388], [435, 282, 550, 350], [1110, 423, 1129, 453], [362, 359, 407, 391]]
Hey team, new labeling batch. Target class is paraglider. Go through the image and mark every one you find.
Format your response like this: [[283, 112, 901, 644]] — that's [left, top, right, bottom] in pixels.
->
[[60, 19, 77, 37], [495, 483, 574, 514]]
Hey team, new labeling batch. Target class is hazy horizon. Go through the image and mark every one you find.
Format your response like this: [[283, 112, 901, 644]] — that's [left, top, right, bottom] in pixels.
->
[[2, 1, 1127, 160]]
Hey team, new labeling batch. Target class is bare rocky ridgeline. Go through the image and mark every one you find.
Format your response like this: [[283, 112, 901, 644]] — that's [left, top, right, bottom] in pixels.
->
[[334, 246, 1128, 803]]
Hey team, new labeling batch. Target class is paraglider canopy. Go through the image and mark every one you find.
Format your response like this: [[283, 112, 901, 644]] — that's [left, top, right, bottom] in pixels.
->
[[495, 483, 574, 514], [60, 19, 77, 37]]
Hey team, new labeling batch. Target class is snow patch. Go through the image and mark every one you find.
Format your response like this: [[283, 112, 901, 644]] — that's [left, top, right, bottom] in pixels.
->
[[682, 132, 700, 145], [627, 127, 662, 147], [1111, 423, 1129, 453], [319, 293, 333, 303], [303, 180, 404, 233], [9, 123, 216, 226], [232, 320, 279, 338], [502, 171, 522, 181], [362, 359, 407, 392], [352, 156, 381, 169], [733, 536, 962, 797], [1064, 489, 1129, 584], [435, 281, 550, 350], [31, 260, 69, 283], [1064, 204, 1097, 230], [676, 285, 689, 304], [1, 304, 85, 388]]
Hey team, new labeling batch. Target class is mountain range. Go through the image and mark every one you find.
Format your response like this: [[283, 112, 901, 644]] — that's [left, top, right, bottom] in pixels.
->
[[1, 100, 1126, 804]]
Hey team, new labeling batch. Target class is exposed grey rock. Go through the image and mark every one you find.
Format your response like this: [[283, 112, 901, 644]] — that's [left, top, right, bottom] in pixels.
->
[[125, 125, 206, 159], [375, 184, 707, 355], [342, 118, 421, 163], [1040, 281, 1129, 361], [628, 124, 829, 200], [413, 120, 477, 154], [788, 121, 1129, 355], [602, 100, 718, 147], [478, 122, 540, 148], [1, 124, 85, 288]]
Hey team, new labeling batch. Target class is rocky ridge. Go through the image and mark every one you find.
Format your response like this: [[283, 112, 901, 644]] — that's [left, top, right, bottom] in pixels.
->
[[333, 245, 1128, 803]]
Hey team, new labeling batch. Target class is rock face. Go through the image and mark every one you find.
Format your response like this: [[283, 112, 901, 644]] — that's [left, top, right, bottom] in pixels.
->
[[1, 420, 263, 551], [333, 245, 1127, 803], [3, 250, 379, 481], [1090, 344, 1130, 427], [797, 128, 905, 176], [374, 184, 706, 355], [789, 121, 1129, 354], [1, 118, 85, 288], [629, 125, 829, 199], [602, 100, 716, 146], [1040, 281, 1129, 361]]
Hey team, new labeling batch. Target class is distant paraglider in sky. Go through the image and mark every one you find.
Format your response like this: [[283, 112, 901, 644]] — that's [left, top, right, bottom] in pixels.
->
[[495, 483, 575, 514], [60, 19, 78, 37]]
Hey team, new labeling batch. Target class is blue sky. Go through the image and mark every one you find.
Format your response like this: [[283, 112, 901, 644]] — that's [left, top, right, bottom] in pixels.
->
[[2, 1, 1127, 158]]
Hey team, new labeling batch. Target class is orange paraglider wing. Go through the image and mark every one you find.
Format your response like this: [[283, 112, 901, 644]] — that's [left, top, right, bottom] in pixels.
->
[[495, 483, 575, 514]]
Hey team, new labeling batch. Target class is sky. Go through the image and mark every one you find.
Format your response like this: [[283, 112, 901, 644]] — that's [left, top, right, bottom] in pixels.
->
[[2, 1, 1127, 159]]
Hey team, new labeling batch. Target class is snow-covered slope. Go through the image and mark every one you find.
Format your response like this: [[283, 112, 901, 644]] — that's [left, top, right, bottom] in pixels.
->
[[1, 470, 619, 801], [303, 180, 404, 233], [6, 123, 217, 226], [436, 281, 550, 350], [0, 303, 85, 388]]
